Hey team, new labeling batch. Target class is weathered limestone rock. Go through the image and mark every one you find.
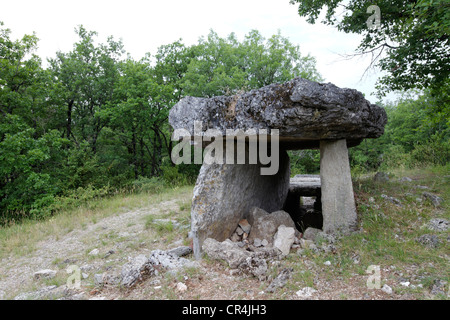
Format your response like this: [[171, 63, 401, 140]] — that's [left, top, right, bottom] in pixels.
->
[[422, 192, 443, 207], [273, 225, 295, 256], [120, 255, 155, 287], [302, 227, 322, 241], [33, 269, 57, 280], [191, 150, 290, 259], [247, 209, 296, 244], [169, 77, 387, 149], [202, 238, 281, 280], [320, 139, 357, 234]]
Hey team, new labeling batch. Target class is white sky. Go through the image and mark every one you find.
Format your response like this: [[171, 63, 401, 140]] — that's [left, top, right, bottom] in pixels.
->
[[1, 0, 399, 103]]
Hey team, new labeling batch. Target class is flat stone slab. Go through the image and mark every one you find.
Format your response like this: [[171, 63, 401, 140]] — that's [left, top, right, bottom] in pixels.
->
[[169, 77, 387, 149], [289, 174, 321, 196]]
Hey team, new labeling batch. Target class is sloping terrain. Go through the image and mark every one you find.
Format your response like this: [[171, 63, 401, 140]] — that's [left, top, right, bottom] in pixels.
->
[[0, 168, 448, 300]]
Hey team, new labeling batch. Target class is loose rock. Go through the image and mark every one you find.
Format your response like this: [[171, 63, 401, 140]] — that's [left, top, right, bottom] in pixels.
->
[[422, 192, 443, 207], [176, 282, 188, 293], [238, 219, 251, 234], [381, 194, 402, 206], [381, 284, 393, 295], [295, 287, 317, 298], [120, 255, 155, 288], [266, 268, 293, 293], [248, 209, 296, 244], [427, 218, 449, 232], [88, 249, 99, 256], [273, 225, 295, 256], [34, 269, 57, 280], [416, 234, 440, 249]]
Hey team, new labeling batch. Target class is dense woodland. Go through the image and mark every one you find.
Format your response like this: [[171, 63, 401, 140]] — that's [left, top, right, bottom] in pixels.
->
[[1, 1, 449, 223]]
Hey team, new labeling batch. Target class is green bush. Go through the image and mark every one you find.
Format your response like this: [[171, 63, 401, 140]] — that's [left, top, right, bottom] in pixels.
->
[[289, 150, 320, 175], [408, 136, 450, 167], [131, 176, 166, 194], [50, 185, 111, 213]]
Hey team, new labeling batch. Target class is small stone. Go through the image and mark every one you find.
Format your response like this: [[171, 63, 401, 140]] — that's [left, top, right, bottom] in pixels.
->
[[381, 194, 402, 206], [176, 282, 187, 293], [400, 281, 410, 287], [303, 227, 321, 241], [103, 250, 115, 259], [236, 241, 246, 248], [416, 234, 440, 248], [231, 232, 240, 242], [261, 239, 269, 247], [399, 177, 412, 182], [266, 268, 293, 293], [422, 192, 443, 207], [296, 287, 317, 298], [238, 219, 251, 234], [323, 261, 331, 266], [94, 274, 105, 286], [71, 292, 87, 300], [167, 246, 193, 257], [381, 284, 393, 295], [430, 280, 447, 296], [242, 232, 248, 240], [273, 225, 295, 256], [253, 238, 262, 247], [427, 218, 449, 232], [34, 269, 57, 280], [236, 226, 244, 236], [88, 249, 99, 256], [229, 269, 240, 276], [299, 239, 315, 249]]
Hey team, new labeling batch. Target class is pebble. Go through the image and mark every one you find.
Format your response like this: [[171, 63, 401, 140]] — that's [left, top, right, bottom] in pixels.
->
[[400, 281, 410, 287], [295, 287, 317, 298], [88, 249, 99, 256], [33, 269, 57, 280], [176, 282, 187, 293], [381, 284, 393, 294]]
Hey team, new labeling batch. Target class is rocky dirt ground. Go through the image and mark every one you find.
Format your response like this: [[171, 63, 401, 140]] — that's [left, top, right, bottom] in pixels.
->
[[0, 172, 448, 301]]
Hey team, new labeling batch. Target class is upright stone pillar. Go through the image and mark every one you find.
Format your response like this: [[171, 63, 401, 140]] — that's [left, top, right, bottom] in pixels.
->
[[319, 139, 357, 234]]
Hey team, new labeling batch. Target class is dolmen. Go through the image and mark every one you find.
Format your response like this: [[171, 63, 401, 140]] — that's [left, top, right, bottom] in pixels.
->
[[169, 77, 387, 259]]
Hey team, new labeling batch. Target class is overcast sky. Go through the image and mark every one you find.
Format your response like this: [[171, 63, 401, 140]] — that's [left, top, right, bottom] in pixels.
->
[[1, 0, 398, 103]]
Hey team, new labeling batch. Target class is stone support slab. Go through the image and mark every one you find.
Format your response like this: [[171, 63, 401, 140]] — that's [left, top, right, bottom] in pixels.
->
[[319, 139, 357, 234]]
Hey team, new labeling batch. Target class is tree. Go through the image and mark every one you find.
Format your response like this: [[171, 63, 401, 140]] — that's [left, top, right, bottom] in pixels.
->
[[182, 29, 322, 97], [0, 22, 69, 219], [289, 0, 449, 94], [48, 26, 124, 153]]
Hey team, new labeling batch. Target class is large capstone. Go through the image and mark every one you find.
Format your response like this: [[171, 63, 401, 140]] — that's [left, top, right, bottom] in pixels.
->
[[169, 77, 387, 149]]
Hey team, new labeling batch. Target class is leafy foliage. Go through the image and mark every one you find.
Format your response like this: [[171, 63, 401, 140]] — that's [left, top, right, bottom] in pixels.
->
[[0, 23, 323, 222], [289, 0, 450, 94]]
